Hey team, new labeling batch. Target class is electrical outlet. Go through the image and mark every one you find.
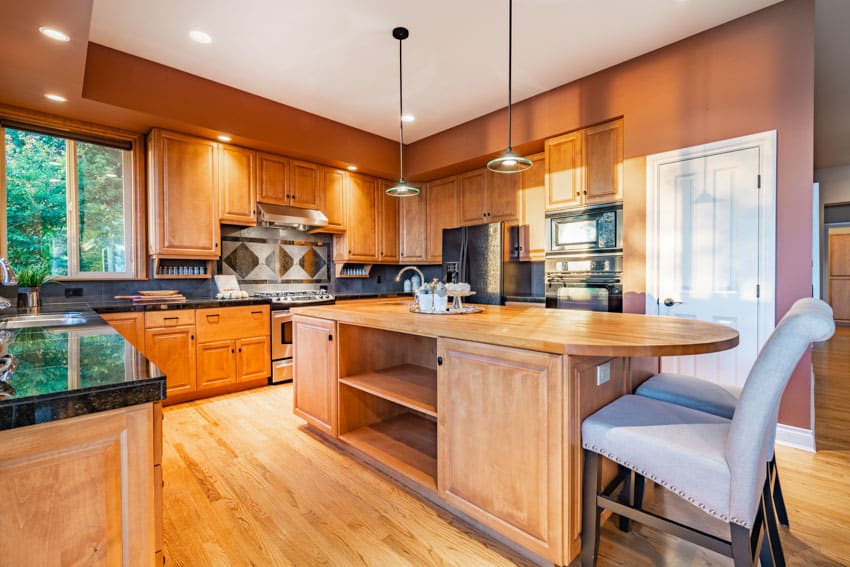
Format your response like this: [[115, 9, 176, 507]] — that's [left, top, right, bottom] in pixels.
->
[[376, 275, 382, 284], [65, 288, 83, 298], [596, 362, 611, 386]]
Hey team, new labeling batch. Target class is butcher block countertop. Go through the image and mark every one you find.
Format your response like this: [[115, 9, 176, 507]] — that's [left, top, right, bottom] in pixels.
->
[[290, 303, 739, 357]]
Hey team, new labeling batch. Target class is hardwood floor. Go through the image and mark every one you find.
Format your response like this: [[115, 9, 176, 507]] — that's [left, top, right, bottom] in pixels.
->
[[161, 329, 850, 566]]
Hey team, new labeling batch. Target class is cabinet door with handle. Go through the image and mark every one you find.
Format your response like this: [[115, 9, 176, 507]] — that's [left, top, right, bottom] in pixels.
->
[[236, 336, 271, 382], [545, 131, 583, 211], [458, 169, 487, 225], [290, 160, 321, 209], [257, 152, 290, 205], [197, 339, 236, 390], [219, 144, 257, 225], [293, 315, 338, 436], [485, 169, 518, 223], [379, 181, 400, 263], [144, 326, 197, 397]]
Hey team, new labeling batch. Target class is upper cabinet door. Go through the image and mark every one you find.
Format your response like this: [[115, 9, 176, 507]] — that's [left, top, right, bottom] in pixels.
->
[[399, 187, 428, 263], [584, 119, 623, 205], [148, 129, 219, 258], [517, 153, 546, 261], [485, 169, 518, 222], [257, 152, 290, 205], [378, 181, 400, 263], [545, 131, 583, 211], [290, 160, 321, 209], [459, 169, 487, 225], [427, 176, 459, 263], [218, 144, 256, 226], [320, 166, 346, 230], [341, 173, 380, 262]]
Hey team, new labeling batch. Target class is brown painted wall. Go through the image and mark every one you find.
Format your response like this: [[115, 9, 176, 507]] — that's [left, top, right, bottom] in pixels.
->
[[408, 0, 815, 428]]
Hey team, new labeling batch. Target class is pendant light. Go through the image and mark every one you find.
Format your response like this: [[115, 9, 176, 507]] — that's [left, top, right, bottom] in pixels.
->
[[487, 0, 531, 174], [386, 26, 420, 197]]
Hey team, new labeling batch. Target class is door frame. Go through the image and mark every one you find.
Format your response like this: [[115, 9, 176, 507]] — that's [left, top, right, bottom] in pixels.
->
[[645, 130, 777, 352]]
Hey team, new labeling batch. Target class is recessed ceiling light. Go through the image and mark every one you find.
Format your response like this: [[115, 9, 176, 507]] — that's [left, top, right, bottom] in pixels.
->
[[347, 165, 358, 171], [217, 135, 232, 142], [44, 93, 67, 103], [401, 114, 415, 123], [189, 30, 213, 44], [39, 26, 70, 42]]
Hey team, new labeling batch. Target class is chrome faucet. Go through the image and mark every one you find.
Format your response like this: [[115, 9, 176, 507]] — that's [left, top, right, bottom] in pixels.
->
[[0, 258, 17, 286], [394, 266, 425, 285]]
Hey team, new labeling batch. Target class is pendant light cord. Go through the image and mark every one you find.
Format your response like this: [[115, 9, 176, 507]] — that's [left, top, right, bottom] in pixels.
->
[[398, 35, 405, 181], [507, 0, 513, 152]]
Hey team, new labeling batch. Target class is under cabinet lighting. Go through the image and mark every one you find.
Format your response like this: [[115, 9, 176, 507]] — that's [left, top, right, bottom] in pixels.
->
[[44, 93, 67, 102], [401, 114, 415, 123], [39, 26, 70, 42], [189, 30, 213, 44], [217, 135, 232, 142]]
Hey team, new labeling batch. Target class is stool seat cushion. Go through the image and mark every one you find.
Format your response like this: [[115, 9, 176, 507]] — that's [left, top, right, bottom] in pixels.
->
[[636, 373, 741, 419], [582, 394, 749, 525]]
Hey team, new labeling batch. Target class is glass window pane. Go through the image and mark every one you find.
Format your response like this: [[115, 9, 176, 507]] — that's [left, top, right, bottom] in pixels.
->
[[76, 142, 128, 273], [4, 128, 69, 276]]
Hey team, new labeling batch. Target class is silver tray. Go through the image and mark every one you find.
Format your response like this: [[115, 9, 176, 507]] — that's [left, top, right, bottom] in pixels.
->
[[409, 305, 483, 315]]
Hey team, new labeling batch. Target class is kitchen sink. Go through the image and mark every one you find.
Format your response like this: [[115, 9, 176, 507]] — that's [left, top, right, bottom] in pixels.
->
[[0, 312, 88, 329]]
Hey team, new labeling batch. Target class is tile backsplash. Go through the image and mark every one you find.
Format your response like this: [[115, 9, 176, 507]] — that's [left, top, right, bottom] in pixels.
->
[[219, 226, 330, 284]]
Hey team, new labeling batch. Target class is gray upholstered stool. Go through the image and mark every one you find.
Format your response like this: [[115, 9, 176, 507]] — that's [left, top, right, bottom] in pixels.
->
[[635, 298, 833, 528], [580, 299, 835, 567]]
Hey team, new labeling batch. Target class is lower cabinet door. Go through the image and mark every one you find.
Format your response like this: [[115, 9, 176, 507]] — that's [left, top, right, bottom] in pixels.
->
[[236, 336, 271, 382], [292, 316, 337, 436], [145, 326, 197, 397], [196, 340, 237, 390], [437, 338, 564, 561]]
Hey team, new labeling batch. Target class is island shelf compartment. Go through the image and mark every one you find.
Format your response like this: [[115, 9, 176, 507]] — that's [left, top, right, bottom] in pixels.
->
[[336, 324, 438, 490]]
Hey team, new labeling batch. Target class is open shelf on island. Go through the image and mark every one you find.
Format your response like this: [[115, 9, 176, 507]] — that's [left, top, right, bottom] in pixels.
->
[[339, 364, 436, 417], [340, 412, 437, 491]]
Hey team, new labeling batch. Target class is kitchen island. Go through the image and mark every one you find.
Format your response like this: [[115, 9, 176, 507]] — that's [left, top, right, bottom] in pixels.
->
[[0, 313, 166, 565], [290, 303, 738, 565]]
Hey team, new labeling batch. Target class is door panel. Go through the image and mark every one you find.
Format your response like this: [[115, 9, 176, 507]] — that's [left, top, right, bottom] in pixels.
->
[[655, 147, 761, 387], [237, 336, 271, 382]]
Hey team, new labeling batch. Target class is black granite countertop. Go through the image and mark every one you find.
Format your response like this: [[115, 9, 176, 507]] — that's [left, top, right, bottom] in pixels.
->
[[0, 311, 165, 431], [91, 296, 271, 314]]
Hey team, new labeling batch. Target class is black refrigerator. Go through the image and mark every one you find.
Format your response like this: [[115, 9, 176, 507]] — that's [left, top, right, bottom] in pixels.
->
[[442, 222, 531, 305]]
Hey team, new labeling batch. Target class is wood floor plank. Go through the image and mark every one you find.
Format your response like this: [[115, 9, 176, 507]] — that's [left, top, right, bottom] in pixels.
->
[[162, 327, 850, 566]]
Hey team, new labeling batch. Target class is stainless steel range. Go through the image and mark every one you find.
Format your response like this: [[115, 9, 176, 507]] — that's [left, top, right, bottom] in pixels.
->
[[252, 289, 335, 383]]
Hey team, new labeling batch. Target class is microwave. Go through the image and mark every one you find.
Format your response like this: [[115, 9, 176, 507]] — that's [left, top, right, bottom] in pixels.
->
[[546, 203, 623, 254]]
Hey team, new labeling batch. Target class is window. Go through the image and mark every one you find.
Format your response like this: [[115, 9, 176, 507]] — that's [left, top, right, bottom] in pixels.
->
[[2, 126, 137, 278]]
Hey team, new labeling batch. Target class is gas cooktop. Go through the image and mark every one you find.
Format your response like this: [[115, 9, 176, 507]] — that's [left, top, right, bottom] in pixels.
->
[[251, 289, 335, 307]]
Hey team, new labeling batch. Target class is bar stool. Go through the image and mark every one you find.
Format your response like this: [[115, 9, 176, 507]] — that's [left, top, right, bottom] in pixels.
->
[[580, 299, 834, 566], [635, 297, 833, 528]]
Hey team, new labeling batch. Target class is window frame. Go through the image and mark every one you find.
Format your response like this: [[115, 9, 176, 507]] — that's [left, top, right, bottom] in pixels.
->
[[0, 105, 147, 280]]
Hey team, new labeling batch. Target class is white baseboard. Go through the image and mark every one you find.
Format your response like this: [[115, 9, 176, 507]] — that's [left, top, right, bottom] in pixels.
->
[[775, 424, 816, 452]]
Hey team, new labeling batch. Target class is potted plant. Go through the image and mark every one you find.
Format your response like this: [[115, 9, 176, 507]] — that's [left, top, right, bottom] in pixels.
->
[[16, 264, 52, 311]]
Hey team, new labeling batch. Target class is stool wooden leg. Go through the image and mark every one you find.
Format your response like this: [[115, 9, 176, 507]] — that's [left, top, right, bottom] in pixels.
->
[[770, 457, 790, 527], [582, 450, 602, 567], [618, 465, 633, 532], [763, 477, 786, 567], [730, 523, 754, 567]]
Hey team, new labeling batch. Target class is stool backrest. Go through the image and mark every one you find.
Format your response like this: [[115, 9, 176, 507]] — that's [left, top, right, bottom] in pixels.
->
[[726, 298, 835, 525]]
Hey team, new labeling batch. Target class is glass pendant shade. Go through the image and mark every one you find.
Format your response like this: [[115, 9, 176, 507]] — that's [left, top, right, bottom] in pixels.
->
[[487, 0, 530, 174], [387, 27, 420, 197]]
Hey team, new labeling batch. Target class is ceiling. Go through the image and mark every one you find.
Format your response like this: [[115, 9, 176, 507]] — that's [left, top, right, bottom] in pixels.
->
[[89, 0, 782, 143]]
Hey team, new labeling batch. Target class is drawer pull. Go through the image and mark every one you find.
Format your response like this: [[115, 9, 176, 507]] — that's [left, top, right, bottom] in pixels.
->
[[206, 314, 220, 323]]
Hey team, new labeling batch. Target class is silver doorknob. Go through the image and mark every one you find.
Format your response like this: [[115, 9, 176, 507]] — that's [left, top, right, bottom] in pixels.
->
[[663, 298, 683, 307]]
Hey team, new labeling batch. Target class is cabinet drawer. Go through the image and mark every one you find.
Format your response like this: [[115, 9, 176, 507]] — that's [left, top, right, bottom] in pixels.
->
[[196, 305, 270, 342], [145, 310, 195, 328]]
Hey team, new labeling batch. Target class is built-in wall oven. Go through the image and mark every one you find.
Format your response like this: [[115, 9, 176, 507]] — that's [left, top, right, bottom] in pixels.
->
[[545, 203, 623, 312]]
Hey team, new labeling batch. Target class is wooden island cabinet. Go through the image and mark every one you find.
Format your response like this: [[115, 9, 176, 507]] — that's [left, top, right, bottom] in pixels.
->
[[290, 303, 738, 565]]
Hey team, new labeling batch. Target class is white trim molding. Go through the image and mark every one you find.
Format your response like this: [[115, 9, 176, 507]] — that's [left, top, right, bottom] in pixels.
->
[[775, 424, 816, 453]]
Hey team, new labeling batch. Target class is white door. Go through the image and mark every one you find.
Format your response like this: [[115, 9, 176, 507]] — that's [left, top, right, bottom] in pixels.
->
[[652, 147, 762, 387]]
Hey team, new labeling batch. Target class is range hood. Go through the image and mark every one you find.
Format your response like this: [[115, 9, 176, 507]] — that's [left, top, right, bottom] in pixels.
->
[[256, 203, 328, 231]]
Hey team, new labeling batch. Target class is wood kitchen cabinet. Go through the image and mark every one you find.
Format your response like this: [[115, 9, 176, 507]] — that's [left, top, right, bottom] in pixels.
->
[[319, 166, 347, 231], [257, 152, 291, 205], [399, 186, 428, 263], [437, 338, 564, 560], [195, 305, 271, 390], [148, 129, 219, 258], [100, 311, 146, 353], [292, 315, 338, 437], [289, 160, 321, 209], [427, 176, 459, 263], [0, 404, 159, 565], [511, 152, 546, 261], [458, 168, 517, 226], [219, 144, 257, 225], [378, 180, 400, 263], [144, 310, 197, 400], [545, 118, 623, 211], [333, 172, 380, 263]]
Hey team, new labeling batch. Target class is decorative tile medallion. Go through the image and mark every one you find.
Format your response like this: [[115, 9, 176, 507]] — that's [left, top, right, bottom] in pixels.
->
[[220, 229, 329, 284]]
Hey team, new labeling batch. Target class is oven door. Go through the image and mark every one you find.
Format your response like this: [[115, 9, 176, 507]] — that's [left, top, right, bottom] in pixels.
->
[[545, 281, 622, 312], [271, 310, 294, 383]]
